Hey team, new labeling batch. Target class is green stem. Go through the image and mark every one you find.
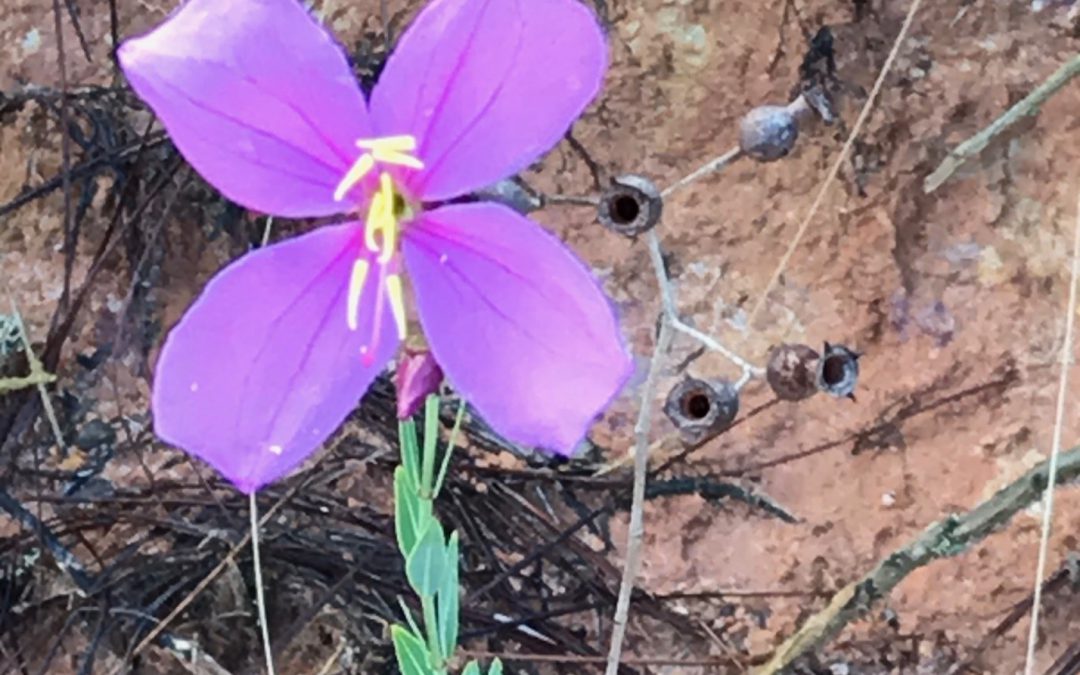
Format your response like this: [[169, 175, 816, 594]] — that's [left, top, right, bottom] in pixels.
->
[[421, 593, 444, 672], [432, 400, 466, 500], [419, 396, 439, 499]]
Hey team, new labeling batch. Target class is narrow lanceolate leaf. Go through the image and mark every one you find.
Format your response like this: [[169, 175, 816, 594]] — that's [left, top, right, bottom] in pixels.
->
[[391, 624, 431, 675], [436, 530, 460, 659], [406, 519, 447, 598], [488, 658, 504, 675], [394, 466, 422, 556], [399, 418, 421, 490], [461, 662, 481, 675]]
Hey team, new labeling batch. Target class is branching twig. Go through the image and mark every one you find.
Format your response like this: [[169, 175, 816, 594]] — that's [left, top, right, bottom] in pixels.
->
[[646, 231, 764, 387], [924, 54, 1080, 194], [753, 447, 1080, 675]]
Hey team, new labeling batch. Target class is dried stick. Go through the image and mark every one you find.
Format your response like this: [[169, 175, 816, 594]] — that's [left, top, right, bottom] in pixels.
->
[[745, 0, 924, 331], [6, 300, 66, 456], [0, 371, 57, 393], [660, 146, 742, 198], [115, 479, 307, 672], [603, 318, 673, 675], [753, 446, 1080, 675], [1022, 188, 1080, 675], [924, 54, 1080, 194]]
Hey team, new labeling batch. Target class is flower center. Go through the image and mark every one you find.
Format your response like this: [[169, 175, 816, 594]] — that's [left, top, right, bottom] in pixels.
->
[[335, 134, 424, 364]]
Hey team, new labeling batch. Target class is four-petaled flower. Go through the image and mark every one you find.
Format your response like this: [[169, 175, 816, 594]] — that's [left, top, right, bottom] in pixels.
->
[[119, 0, 634, 493]]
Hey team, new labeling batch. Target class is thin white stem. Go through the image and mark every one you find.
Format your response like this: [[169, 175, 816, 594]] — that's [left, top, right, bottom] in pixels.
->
[[645, 231, 764, 380], [660, 146, 742, 198], [1022, 188, 1080, 675], [250, 492, 276, 675], [604, 318, 673, 675]]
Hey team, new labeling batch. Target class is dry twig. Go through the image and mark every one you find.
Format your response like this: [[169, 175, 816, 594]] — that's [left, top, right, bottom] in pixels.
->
[[754, 447, 1080, 674], [924, 54, 1080, 194]]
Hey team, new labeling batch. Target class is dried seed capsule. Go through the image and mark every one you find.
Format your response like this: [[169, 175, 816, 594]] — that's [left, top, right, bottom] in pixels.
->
[[816, 342, 861, 400], [663, 376, 739, 443], [765, 343, 820, 401], [598, 174, 662, 237], [739, 105, 799, 162]]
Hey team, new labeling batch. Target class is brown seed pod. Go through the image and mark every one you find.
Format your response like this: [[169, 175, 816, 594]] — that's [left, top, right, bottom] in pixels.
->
[[817, 342, 861, 400], [663, 376, 739, 444], [598, 174, 662, 237], [765, 343, 821, 401], [739, 105, 799, 162]]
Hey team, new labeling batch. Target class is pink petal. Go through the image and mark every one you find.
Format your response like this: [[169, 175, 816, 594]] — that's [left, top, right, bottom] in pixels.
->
[[152, 224, 399, 493], [402, 203, 632, 454], [371, 0, 607, 202], [118, 0, 369, 218]]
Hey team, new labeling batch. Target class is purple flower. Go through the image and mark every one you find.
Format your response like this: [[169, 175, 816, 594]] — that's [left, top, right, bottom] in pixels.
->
[[119, 0, 633, 493]]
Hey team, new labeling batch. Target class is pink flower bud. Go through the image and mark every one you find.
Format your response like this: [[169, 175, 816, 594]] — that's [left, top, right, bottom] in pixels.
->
[[395, 350, 444, 419]]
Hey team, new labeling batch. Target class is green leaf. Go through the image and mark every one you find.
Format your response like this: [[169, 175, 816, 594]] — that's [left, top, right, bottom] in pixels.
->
[[394, 467, 422, 556], [406, 519, 447, 597], [461, 662, 481, 675], [487, 658, 503, 675], [391, 625, 430, 675], [396, 596, 423, 638], [437, 531, 460, 659], [399, 418, 421, 488]]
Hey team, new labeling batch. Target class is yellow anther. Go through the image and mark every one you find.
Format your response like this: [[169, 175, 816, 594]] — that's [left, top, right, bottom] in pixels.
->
[[333, 153, 375, 202], [333, 134, 423, 203], [385, 274, 408, 340], [346, 258, 370, 331], [371, 148, 424, 170], [356, 135, 417, 152]]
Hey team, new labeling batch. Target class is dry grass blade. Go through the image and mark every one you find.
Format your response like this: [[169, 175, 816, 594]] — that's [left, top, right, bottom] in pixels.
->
[[744, 0, 924, 332], [1022, 187, 1080, 675]]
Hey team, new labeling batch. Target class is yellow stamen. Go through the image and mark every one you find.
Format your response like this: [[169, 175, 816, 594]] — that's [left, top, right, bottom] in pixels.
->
[[333, 134, 424, 203], [356, 135, 417, 152], [385, 273, 408, 339], [333, 154, 375, 202], [346, 258, 370, 331], [372, 148, 425, 170], [363, 173, 399, 265]]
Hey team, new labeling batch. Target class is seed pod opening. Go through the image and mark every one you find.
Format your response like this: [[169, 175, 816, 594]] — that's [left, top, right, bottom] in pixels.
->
[[663, 376, 739, 443], [739, 105, 799, 162], [817, 342, 861, 400], [766, 343, 820, 401], [598, 174, 662, 237]]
